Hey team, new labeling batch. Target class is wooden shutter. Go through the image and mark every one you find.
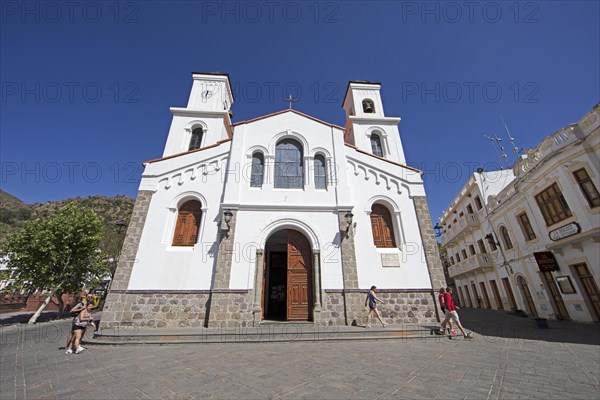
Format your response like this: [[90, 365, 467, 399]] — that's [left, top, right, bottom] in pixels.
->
[[172, 200, 202, 246], [370, 204, 396, 248]]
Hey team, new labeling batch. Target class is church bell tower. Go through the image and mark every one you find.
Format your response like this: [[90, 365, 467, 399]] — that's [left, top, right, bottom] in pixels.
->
[[342, 81, 406, 165], [161, 72, 234, 157]]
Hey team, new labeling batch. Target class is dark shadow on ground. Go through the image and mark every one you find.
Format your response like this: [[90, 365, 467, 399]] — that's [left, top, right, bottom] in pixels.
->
[[0, 311, 70, 326], [457, 307, 600, 346]]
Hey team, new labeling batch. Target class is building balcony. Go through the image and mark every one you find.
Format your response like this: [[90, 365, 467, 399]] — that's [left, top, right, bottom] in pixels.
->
[[447, 253, 495, 278], [441, 213, 480, 245]]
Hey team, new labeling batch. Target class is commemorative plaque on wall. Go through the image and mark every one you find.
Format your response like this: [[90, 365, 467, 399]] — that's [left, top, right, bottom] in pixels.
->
[[381, 253, 401, 267]]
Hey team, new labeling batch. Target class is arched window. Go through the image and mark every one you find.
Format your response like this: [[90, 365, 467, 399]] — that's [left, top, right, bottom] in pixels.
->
[[370, 204, 396, 248], [500, 226, 513, 250], [314, 154, 327, 189], [250, 152, 264, 188], [370, 133, 383, 157], [189, 127, 203, 151], [362, 99, 375, 113], [274, 139, 303, 189], [172, 200, 202, 246]]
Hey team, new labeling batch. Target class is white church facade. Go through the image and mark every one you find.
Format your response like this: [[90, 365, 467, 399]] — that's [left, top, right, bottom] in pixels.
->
[[102, 73, 445, 328]]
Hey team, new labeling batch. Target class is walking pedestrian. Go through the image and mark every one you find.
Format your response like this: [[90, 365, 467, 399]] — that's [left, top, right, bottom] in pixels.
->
[[365, 286, 387, 328], [440, 287, 472, 339], [69, 302, 95, 354], [438, 288, 456, 335], [65, 296, 86, 354]]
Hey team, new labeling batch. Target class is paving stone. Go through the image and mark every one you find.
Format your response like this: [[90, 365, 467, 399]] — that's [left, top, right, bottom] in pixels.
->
[[2, 308, 599, 399]]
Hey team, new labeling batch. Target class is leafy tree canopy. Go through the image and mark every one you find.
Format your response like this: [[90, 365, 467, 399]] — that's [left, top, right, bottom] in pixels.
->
[[4, 203, 108, 295]]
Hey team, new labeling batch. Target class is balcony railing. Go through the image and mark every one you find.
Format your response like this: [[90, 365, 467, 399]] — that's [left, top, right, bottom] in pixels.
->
[[447, 253, 495, 278], [441, 213, 480, 244]]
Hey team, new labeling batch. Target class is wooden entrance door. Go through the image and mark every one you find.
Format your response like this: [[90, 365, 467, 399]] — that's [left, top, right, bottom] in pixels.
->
[[502, 278, 518, 310], [471, 283, 480, 308], [490, 280, 502, 310], [541, 271, 570, 320], [287, 230, 313, 321], [463, 285, 472, 307], [517, 276, 538, 317], [479, 282, 491, 309], [572, 263, 600, 321]]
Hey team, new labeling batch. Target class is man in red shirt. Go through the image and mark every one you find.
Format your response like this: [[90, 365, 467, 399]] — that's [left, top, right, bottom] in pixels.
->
[[438, 288, 456, 335], [440, 287, 472, 339]]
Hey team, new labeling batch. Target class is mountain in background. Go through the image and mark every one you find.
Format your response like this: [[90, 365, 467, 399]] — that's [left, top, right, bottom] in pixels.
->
[[0, 189, 135, 255]]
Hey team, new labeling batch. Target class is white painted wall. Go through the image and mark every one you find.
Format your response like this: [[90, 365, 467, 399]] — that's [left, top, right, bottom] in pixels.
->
[[127, 76, 433, 294], [128, 142, 231, 290]]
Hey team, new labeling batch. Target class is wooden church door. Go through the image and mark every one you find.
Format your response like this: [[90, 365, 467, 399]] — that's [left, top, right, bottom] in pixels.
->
[[287, 230, 313, 321]]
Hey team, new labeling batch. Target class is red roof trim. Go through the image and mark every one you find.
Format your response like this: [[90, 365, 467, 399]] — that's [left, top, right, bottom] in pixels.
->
[[344, 143, 423, 174], [232, 109, 345, 130], [144, 139, 232, 165]]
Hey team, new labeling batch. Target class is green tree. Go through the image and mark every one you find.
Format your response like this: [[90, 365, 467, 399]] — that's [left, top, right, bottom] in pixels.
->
[[4, 203, 108, 324]]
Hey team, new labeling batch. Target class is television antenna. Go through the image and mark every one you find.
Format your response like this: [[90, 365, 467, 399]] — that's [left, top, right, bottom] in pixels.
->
[[484, 133, 509, 169]]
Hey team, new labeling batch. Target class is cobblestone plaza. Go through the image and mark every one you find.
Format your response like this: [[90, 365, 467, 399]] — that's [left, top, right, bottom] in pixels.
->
[[1, 308, 598, 399]]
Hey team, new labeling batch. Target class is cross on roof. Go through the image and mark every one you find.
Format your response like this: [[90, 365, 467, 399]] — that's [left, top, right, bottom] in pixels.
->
[[282, 94, 299, 109]]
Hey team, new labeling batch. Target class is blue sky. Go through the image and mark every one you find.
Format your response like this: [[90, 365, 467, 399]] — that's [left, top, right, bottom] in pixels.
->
[[1, 1, 599, 223]]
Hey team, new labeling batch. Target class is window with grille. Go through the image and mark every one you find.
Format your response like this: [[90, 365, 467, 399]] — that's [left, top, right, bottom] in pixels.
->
[[314, 154, 327, 189], [172, 200, 202, 246], [573, 168, 600, 208], [250, 152, 264, 188], [518, 212, 537, 241], [370, 134, 383, 157], [370, 204, 396, 248], [189, 127, 203, 151], [474, 196, 483, 210], [500, 226, 513, 249], [535, 183, 572, 226], [274, 139, 303, 189], [488, 236, 498, 251], [477, 239, 487, 254]]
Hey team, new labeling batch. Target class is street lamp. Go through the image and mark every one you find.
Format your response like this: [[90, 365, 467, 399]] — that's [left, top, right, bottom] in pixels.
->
[[434, 222, 443, 237], [344, 212, 355, 239], [220, 210, 234, 237], [116, 219, 127, 234]]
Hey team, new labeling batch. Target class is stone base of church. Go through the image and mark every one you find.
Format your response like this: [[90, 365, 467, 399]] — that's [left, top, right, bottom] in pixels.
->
[[319, 289, 439, 327], [206, 290, 254, 328], [100, 291, 212, 329], [101, 289, 440, 329]]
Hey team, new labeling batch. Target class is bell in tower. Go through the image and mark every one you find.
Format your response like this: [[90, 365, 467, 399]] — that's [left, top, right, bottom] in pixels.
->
[[362, 99, 375, 113]]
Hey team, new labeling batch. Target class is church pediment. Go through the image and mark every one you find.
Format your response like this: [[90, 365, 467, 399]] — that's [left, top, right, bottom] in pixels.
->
[[233, 109, 344, 132]]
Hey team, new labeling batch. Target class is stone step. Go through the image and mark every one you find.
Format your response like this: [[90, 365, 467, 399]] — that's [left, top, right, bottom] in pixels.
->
[[89, 324, 443, 345]]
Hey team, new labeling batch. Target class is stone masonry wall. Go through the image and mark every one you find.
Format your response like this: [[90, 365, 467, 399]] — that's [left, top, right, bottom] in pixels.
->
[[321, 290, 441, 327], [413, 196, 446, 291], [102, 190, 153, 328], [101, 292, 211, 328], [206, 291, 254, 328]]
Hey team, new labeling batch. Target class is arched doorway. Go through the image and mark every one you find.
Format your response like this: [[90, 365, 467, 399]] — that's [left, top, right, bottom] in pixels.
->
[[517, 276, 538, 317], [263, 229, 313, 321]]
